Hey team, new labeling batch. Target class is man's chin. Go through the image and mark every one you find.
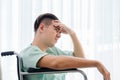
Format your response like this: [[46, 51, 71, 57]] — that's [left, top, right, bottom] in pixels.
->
[[48, 44, 55, 47]]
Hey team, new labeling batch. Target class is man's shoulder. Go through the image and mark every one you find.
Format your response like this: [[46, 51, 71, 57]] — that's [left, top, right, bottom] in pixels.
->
[[19, 45, 43, 56]]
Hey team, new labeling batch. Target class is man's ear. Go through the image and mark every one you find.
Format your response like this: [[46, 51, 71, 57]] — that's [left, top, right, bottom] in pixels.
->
[[38, 23, 45, 32]]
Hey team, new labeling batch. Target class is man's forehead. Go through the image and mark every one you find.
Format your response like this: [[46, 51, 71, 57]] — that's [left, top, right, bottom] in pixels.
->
[[52, 20, 60, 23]]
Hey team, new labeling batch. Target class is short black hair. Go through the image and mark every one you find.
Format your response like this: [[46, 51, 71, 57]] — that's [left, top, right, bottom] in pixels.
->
[[34, 13, 59, 32]]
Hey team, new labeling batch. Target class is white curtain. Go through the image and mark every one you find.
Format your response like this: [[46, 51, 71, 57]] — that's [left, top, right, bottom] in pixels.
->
[[0, 0, 120, 80]]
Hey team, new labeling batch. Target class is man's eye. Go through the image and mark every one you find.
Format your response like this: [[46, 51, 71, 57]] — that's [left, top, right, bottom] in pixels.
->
[[54, 27, 59, 32], [53, 25, 60, 32]]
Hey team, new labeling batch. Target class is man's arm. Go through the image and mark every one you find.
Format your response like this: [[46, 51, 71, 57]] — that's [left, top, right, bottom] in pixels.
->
[[58, 22, 85, 58], [37, 55, 97, 69], [51, 20, 110, 80], [69, 31, 85, 58], [37, 55, 110, 80]]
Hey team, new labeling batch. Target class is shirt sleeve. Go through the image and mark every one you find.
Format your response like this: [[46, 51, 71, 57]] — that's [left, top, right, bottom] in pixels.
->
[[20, 46, 48, 71]]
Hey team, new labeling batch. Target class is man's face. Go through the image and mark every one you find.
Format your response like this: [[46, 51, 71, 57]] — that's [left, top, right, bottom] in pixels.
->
[[42, 20, 62, 47]]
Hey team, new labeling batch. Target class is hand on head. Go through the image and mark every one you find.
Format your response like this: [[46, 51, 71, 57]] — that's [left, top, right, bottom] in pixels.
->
[[52, 20, 74, 34]]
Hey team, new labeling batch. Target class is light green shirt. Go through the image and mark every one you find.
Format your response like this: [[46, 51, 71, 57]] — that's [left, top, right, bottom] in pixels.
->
[[20, 45, 73, 80]]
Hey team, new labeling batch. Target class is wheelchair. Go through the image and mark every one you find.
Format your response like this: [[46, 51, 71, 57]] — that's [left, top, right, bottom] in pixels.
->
[[1, 51, 88, 80]]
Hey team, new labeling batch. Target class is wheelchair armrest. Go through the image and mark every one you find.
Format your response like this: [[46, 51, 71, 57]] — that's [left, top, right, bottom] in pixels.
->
[[28, 67, 77, 72], [22, 67, 87, 80]]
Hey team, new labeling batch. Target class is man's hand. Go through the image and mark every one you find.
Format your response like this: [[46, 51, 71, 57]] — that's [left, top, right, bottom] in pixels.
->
[[52, 20, 74, 35], [97, 62, 111, 80]]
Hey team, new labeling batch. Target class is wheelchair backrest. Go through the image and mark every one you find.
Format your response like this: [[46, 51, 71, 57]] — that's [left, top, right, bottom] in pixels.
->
[[1, 51, 20, 80]]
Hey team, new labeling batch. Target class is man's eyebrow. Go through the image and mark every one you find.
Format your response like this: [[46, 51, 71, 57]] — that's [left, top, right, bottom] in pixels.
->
[[53, 25, 61, 32], [53, 25, 60, 27]]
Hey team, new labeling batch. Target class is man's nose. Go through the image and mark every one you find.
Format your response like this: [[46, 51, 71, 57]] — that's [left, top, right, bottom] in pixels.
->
[[56, 32, 61, 38]]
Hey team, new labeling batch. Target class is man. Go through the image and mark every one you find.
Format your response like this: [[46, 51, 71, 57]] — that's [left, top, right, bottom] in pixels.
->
[[20, 13, 110, 80]]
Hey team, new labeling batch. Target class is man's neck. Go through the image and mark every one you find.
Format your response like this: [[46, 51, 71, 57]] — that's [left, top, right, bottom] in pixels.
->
[[32, 38, 48, 52]]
